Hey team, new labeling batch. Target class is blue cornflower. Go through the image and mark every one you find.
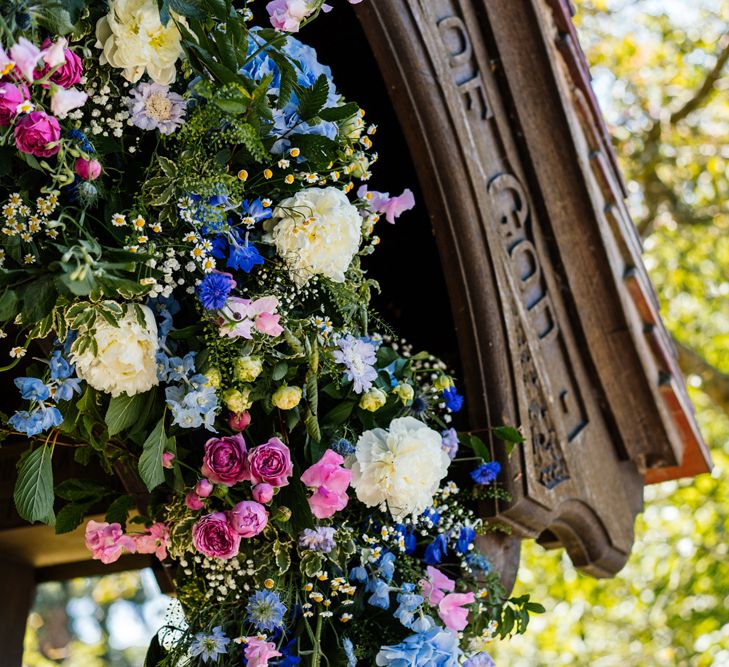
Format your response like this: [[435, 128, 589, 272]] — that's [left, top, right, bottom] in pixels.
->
[[366, 578, 391, 609], [333, 334, 378, 394], [49, 351, 72, 381], [424, 534, 448, 566], [376, 626, 463, 666], [456, 526, 476, 554], [246, 590, 287, 633], [14, 377, 50, 402], [332, 438, 355, 456], [189, 626, 229, 663], [471, 462, 501, 485], [240, 198, 273, 225], [442, 386, 464, 412], [196, 271, 235, 310], [466, 552, 492, 574]]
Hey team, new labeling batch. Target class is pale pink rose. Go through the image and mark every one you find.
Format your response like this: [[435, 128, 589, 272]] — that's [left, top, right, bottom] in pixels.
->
[[133, 522, 170, 560], [185, 491, 204, 510], [438, 592, 475, 631], [246, 437, 293, 488], [420, 565, 455, 606], [300, 449, 352, 519], [229, 500, 268, 538], [252, 482, 274, 504], [195, 478, 214, 497], [75, 157, 102, 180], [244, 637, 282, 667], [192, 512, 241, 559], [10, 38, 42, 81], [84, 520, 136, 564], [50, 87, 87, 117]]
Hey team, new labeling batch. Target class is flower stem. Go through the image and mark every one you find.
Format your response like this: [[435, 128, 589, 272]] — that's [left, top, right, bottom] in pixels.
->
[[311, 614, 323, 667]]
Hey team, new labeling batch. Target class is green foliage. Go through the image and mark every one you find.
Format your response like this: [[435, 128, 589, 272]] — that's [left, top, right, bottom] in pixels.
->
[[14, 445, 55, 525], [139, 416, 174, 491]]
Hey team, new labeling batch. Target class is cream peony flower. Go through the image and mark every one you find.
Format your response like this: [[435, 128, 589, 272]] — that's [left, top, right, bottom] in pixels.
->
[[72, 304, 159, 398], [95, 0, 185, 84], [350, 417, 451, 520], [269, 187, 361, 285]]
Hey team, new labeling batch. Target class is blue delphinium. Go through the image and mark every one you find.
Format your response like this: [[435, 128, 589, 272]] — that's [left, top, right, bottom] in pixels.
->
[[211, 228, 264, 273], [246, 590, 287, 632], [240, 198, 273, 226], [342, 637, 357, 667], [196, 271, 235, 310], [333, 334, 378, 394], [393, 584, 425, 630], [456, 526, 476, 554], [366, 578, 391, 609], [424, 534, 448, 566], [442, 386, 464, 412], [15, 377, 50, 402], [349, 566, 368, 583], [278, 639, 302, 666], [394, 524, 416, 555], [161, 352, 219, 431], [375, 626, 464, 666], [189, 626, 230, 663], [471, 461, 501, 485]]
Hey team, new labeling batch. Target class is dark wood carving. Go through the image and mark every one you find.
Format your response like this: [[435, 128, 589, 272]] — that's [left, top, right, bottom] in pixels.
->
[[354, 0, 709, 578]]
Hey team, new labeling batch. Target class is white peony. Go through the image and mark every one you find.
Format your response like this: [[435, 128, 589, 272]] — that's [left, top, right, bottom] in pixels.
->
[[73, 304, 159, 398], [350, 416, 451, 521], [96, 0, 185, 85], [269, 187, 361, 285]]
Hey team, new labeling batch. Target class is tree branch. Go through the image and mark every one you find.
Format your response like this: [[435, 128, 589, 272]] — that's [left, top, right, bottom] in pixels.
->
[[675, 340, 729, 415]]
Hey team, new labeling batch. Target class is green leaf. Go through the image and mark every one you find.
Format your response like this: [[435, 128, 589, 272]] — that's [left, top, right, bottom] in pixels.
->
[[318, 102, 360, 122], [14, 446, 55, 525], [55, 502, 91, 534], [105, 495, 136, 526], [139, 417, 171, 491], [21, 275, 56, 323], [55, 479, 109, 503], [493, 425, 525, 457], [298, 74, 330, 121], [106, 392, 149, 437], [0, 289, 18, 321], [461, 433, 491, 462], [272, 362, 288, 382], [322, 400, 356, 426]]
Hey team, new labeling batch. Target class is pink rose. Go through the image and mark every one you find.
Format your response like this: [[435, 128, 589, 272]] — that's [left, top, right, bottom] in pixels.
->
[[195, 478, 214, 497], [244, 637, 282, 667], [300, 449, 352, 519], [133, 522, 170, 560], [84, 520, 136, 564], [229, 410, 251, 431], [40, 39, 83, 88], [229, 500, 268, 538], [185, 491, 204, 510], [252, 482, 274, 504], [201, 434, 248, 486], [75, 157, 102, 180], [0, 82, 26, 126], [192, 512, 241, 560], [14, 111, 60, 157], [246, 437, 293, 488]]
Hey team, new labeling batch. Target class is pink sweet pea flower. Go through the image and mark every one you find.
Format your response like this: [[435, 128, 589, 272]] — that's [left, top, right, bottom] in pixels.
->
[[219, 296, 283, 339], [437, 592, 475, 631], [420, 565, 455, 606], [255, 311, 283, 336], [50, 87, 87, 117], [266, 0, 312, 32], [85, 520, 136, 564], [10, 38, 43, 81], [358, 185, 416, 224], [162, 451, 175, 468], [42, 37, 67, 68], [244, 637, 282, 667], [300, 449, 352, 519], [0, 46, 15, 77], [133, 522, 170, 561]]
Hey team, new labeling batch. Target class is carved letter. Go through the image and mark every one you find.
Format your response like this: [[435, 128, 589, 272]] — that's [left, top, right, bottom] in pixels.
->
[[437, 16, 473, 68], [459, 72, 493, 121]]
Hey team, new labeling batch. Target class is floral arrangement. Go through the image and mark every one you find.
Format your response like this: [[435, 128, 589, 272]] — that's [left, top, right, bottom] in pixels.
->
[[0, 1, 541, 665]]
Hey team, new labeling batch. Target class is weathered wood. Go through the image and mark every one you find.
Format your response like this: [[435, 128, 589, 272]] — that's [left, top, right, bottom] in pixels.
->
[[0, 556, 35, 667]]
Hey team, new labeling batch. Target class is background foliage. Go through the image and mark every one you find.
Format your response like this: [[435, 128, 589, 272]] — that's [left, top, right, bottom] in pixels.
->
[[494, 0, 729, 665]]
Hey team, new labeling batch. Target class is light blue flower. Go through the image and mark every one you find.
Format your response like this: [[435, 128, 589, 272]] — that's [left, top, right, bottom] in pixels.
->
[[49, 351, 72, 380], [343, 637, 357, 667], [14, 377, 50, 402], [54, 378, 82, 401], [333, 335, 378, 394], [189, 626, 229, 663], [393, 589, 425, 630], [464, 653, 496, 667], [246, 590, 287, 632], [367, 578, 391, 610], [375, 627, 464, 666], [8, 410, 46, 436]]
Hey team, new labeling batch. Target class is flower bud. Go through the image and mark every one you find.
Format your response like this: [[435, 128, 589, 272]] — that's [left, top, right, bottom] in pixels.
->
[[195, 479, 214, 498], [359, 387, 387, 412], [273, 506, 292, 523], [272, 385, 302, 411], [252, 483, 275, 504], [228, 410, 251, 432], [74, 157, 102, 181], [392, 382, 414, 405], [185, 492, 204, 511], [161, 451, 175, 468]]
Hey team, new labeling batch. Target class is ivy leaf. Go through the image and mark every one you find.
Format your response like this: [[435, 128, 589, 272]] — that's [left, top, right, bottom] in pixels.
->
[[14, 446, 55, 525], [139, 417, 172, 491], [106, 392, 149, 437]]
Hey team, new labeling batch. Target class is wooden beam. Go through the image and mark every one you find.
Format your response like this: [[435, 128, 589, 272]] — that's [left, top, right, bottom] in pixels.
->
[[0, 557, 35, 667]]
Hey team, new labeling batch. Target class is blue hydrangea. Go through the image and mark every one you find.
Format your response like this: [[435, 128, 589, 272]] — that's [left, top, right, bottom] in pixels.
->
[[196, 271, 235, 310], [333, 334, 378, 394], [246, 590, 287, 632], [471, 462, 501, 485], [442, 386, 464, 412], [464, 653, 496, 667], [189, 626, 229, 663], [375, 627, 464, 666]]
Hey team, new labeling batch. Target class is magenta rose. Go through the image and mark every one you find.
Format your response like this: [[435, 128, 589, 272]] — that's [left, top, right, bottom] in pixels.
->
[[201, 434, 248, 486], [247, 437, 293, 488], [14, 111, 60, 157], [39, 40, 83, 88], [0, 82, 26, 126], [191, 512, 241, 560], [229, 501, 268, 538]]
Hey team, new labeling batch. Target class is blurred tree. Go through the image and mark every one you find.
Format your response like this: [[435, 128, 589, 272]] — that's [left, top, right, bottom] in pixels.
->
[[494, 1, 729, 665]]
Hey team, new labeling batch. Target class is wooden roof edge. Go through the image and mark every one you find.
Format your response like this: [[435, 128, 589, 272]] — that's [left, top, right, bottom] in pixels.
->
[[544, 0, 711, 483]]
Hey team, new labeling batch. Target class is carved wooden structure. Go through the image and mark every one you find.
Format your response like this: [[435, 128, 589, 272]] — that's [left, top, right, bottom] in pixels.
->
[[0, 0, 710, 663]]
